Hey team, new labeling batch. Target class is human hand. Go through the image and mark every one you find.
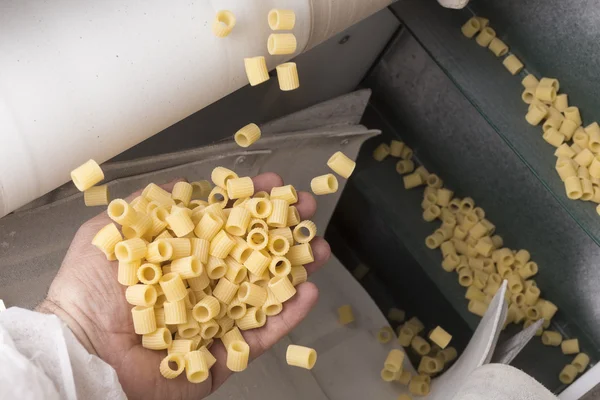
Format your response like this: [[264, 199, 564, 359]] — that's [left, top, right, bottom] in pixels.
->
[[37, 173, 331, 400]]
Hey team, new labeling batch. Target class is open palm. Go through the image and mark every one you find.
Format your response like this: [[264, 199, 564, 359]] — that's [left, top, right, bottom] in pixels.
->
[[37, 173, 331, 400]]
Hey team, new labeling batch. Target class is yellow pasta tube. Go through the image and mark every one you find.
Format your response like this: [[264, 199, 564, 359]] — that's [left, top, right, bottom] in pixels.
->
[[525, 104, 548, 126], [115, 238, 147, 262], [565, 176, 583, 199], [188, 238, 208, 264], [269, 256, 291, 277], [171, 182, 193, 206], [287, 243, 314, 265], [261, 288, 283, 317], [311, 174, 339, 196], [225, 206, 252, 237], [564, 106, 582, 126], [244, 249, 271, 276], [380, 368, 400, 382], [213, 10, 236, 37], [92, 223, 123, 256], [276, 62, 300, 91], [397, 325, 415, 347], [268, 33, 297, 55], [230, 236, 254, 263], [373, 143, 390, 161], [192, 295, 220, 323], [270, 227, 294, 247], [224, 257, 247, 284], [286, 345, 317, 370], [142, 327, 172, 350], [84, 184, 109, 206], [227, 298, 247, 320], [267, 199, 289, 227], [503, 54, 524, 75], [468, 300, 488, 317], [164, 300, 187, 324], [586, 122, 600, 152], [108, 199, 139, 226], [543, 128, 565, 147], [190, 181, 212, 201], [145, 239, 172, 263], [170, 256, 202, 279], [142, 183, 175, 207], [238, 282, 268, 307], [572, 353, 590, 373], [130, 196, 149, 214], [555, 158, 577, 181], [208, 186, 228, 208], [269, 235, 291, 257], [206, 256, 227, 279], [561, 120, 580, 140], [183, 350, 209, 383], [403, 172, 424, 189], [268, 8, 295, 30], [122, 214, 152, 240], [159, 273, 188, 302], [400, 144, 412, 160], [287, 206, 300, 227], [270, 185, 298, 205], [166, 211, 194, 238], [327, 151, 356, 179], [429, 326, 452, 349], [522, 74, 539, 88], [268, 276, 297, 303], [126, 284, 157, 307], [246, 228, 269, 250], [209, 230, 236, 259], [245, 198, 273, 219], [410, 336, 431, 356], [222, 327, 246, 350], [289, 265, 307, 286], [376, 326, 394, 344], [226, 177, 254, 200], [160, 353, 185, 379], [475, 27, 496, 46], [517, 261, 538, 280], [71, 159, 104, 191], [524, 285, 541, 306], [559, 364, 578, 384], [226, 340, 250, 372], [541, 331, 563, 346], [396, 160, 415, 175], [409, 379, 430, 396], [118, 260, 141, 286], [574, 148, 594, 167], [236, 307, 266, 330], [131, 306, 157, 334], [243, 57, 270, 87], [461, 17, 481, 38], [488, 37, 508, 57], [178, 310, 201, 339], [194, 213, 223, 242], [210, 167, 238, 190]]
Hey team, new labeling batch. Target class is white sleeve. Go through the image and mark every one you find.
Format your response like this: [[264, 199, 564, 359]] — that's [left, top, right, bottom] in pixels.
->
[[0, 307, 126, 400]]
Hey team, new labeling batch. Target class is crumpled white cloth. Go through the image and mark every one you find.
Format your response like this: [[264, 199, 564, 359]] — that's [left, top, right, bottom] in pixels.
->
[[438, 0, 470, 9], [0, 307, 126, 400]]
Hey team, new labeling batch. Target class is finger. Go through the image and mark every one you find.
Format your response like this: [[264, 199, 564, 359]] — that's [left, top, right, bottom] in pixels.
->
[[252, 172, 283, 193], [209, 282, 319, 388], [294, 191, 317, 220], [304, 237, 331, 276]]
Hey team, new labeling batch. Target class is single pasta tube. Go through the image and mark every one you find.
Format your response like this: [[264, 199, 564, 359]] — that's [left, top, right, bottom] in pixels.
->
[[276, 62, 300, 91], [238, 282, 268, 307], [409, 379, 430, 396], [290, 220, 317, 243], [396, 159, 415, 175], [468, 300, 488, 317], [574, 148, 594, 167], [164, 299, 187, 325], [373, 143, 390, 161], [245, 198, 273, 219], [543, 128, 565, 148], [185, 350, 209, 383], [244, 249, 271, 276], [267, 199, 289, 228], [208, 186, 228, 208], [541, 331, 563, 347], [559, 364, 578, 384], [132, 306, 157, 334], [286, 206, 301, 227], [384, 349, 405, 373], [311, 174, 339, 195], [377, 326, 395, 344], [71, 159, 104, 191], [225, 206, 252, 237], [262, 288, 283, 316], [572, 353, 590, 373], [224, 257, 247, 284], [525, 104, 548, 126], [268, 33, 297, 55], [230, 236, 253, 264], [268, 276, 296, 303], [403, 172, 424, 189], [213, 10, 236, 37], [159, 354, 185, 379], [289, 265, 307, 286], [410, 335, 430, 356], [397, 370, 412, 385], [268, 9, 295, 30], [246, 228, 269, 250], [327, 151, 356, 178], [565, 176, 583, 199], [227, 298, 248, 320], [380, 368, 400, 382], [118, 260, 141, 286], [236, 307, 266, 330], [488, 37, 508, 57], [268, 235, 291, 256], [126, 284, 157, 307], [171, 182, 193, 206], [270, 185, 298, 204], [206, 256, 227, 280], [475, 27, 496, 46], [337, 305, 355, 325], [286, 345, 317, 370], [227, 177, 254, 200], [84, 184, 109, 206], [287, 243, 313, 265], [159, 273, 188, 302], [115, 238, 147, 262], [429, 326, 452, 349], [142, 183, 175, 207], [209, 230, 236, 259], [522, 74, 539, 88], [461, 17, 481, 38], [503, 54, 524, 75], [222, 327, 246, 350], [211, 167, 238, 189], [269, 256, 291, 277], [244, 57, 270, 87], [227, 340, 250, 372], [199, 319, 219, 339], [92, 223, 123, 256]]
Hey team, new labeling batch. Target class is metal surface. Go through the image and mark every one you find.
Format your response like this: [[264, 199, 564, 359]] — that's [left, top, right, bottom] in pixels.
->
[[0, 90, 379, 310], [362, 27, 598, 391]]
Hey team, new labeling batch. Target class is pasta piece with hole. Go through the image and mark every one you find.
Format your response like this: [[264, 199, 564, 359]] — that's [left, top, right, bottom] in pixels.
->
[[327, 151, 356, 178], [268, 9, 295, 30], [286, 345, 317, 370], [244, 57, 270, 87], [373, 143, 390, 161], [213, 10, 236, 37], [160, 353, 185, 379], [71, 159, 104, 191], [276, 62, 300, 91]]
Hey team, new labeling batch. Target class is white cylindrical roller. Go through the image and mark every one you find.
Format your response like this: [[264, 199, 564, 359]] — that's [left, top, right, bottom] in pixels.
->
[[0, 0, 391, 217]]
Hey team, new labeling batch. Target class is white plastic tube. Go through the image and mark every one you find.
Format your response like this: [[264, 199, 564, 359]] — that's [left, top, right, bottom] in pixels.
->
[[0, 0, 390, 217]]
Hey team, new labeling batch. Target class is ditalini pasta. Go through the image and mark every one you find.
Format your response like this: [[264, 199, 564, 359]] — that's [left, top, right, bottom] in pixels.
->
[[327, 151, 356, 179], [475, 27, 496, 47], [311, 174, 339, 195], [268, 34, 297, 55], [227, 340, 250, 372], [461, 17, 481, 38], [373, 143, 391, 161], [559, 364, 578, 384], [276, 62, 300, 91], [90, 170, 323, 382], [286, 345, 317, 369], [84, 184, 109, 206], [488, 38, 508, 57], [235, 122, 262, 147], [244, 56, 270, 87], [502, 55, 524, 75], [71, 159, 104, 191], [268, 9, 295, 30], [213, 10, 236, 38], [429, 326, 452, 349]]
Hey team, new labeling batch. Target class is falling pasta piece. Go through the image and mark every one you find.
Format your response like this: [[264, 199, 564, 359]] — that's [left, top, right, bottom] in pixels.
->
[[286, 345, 317, 369], [71, 159, 104, 191], [268, 9, 296, 30], [213, 10, 236, 37], [234, 123, 262, 147], [276, 62, 300, 91]]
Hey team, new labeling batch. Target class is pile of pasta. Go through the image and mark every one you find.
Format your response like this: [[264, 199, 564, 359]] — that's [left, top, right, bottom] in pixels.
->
[[373, 137, 591, 386], [86, 166, 324, 382], [461, 16, 600, 215]]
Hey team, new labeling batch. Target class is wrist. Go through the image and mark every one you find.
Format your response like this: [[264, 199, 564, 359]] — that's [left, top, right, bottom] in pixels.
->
[[36, 298, 99, 356]]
